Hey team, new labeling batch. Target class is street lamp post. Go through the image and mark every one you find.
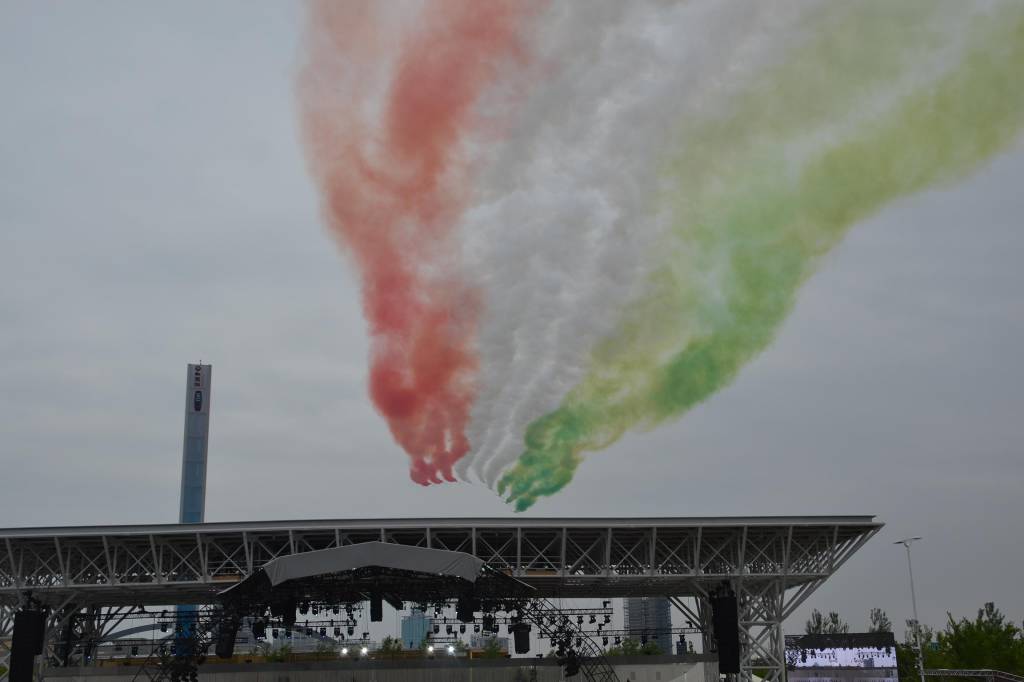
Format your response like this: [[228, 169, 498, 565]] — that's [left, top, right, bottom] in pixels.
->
[[895, 537, 926, 682]]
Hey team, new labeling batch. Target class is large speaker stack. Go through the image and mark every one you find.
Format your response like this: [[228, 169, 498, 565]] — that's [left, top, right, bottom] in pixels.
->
[[10, 610, 46, 682], [214, 617, 241, 659], [510, 621, 532, 654], [456, 595, 479, 623], [711, 592, 741, 674], [369, 592, 383, 622]]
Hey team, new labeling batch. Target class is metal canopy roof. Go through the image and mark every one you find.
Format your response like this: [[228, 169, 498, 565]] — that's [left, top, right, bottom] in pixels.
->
[[0, 515, 878, 537], [0, 516, 881, 605], [0, 516, 882, 682]]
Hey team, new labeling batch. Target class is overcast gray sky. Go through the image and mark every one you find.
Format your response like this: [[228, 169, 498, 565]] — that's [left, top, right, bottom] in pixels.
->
[[2, 1, 1022, 637]]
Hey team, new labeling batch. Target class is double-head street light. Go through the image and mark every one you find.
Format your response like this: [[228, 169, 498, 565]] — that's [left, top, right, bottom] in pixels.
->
[[895, 537, 925, 682]]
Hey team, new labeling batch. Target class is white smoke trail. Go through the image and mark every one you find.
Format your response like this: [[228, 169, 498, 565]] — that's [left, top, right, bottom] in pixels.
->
[[455, 0, 823, 486]]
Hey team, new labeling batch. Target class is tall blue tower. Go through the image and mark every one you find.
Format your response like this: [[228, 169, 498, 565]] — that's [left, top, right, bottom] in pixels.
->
[[177, 364, 211, 651], [179, 364, 211, 524]]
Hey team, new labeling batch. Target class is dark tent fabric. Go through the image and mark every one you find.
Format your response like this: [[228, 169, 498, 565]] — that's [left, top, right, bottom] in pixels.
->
[[236, 542, 485, 589]]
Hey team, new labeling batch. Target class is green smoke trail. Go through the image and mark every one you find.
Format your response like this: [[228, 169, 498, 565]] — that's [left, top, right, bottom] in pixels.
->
[[499, 3, 1024, 510]]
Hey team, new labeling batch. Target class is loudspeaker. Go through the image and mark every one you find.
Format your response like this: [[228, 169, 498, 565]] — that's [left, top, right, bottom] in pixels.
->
[[215, 619, 241, 659], [511, 622, 531, 654], [456, 595, 478, 623], [370, 593, 383, 622], [563, 652, 581, 678], [711, 595, 740, 674], [10, 610, 46, 682]]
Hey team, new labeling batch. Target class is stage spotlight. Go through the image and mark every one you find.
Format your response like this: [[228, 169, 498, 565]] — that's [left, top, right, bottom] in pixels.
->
[[427, 645, 435, 654], [447, 645, 455, 655], [340, 647, 348, 656], [360, 647, 368, 656]]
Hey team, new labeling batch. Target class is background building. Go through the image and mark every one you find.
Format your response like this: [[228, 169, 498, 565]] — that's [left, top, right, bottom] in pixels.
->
[[624, 597, 673, 653]]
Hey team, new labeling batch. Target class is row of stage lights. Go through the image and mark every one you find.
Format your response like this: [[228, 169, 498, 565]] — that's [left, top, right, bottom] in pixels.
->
[[332, 644, 457, 658]]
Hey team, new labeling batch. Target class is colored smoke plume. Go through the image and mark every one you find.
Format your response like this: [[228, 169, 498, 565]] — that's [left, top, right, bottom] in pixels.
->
[[498, 3, 1024, 509], [298, 1, 1024, 509], [298, 0, 538, 484]]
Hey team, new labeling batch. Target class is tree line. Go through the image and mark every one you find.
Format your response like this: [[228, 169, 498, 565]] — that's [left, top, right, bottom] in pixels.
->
[[803, 602, 1024, 677]]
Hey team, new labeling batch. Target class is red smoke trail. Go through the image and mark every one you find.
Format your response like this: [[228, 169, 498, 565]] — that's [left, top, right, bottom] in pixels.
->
[[299, 0, 537, 484]]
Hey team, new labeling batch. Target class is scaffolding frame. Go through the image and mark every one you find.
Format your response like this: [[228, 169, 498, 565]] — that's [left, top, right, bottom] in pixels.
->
[[0, 516, 880, 682]]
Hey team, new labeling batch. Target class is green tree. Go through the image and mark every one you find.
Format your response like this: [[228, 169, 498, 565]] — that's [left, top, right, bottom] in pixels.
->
[[606, 638, 661, 656], [935, 602, 1024, 673], [640, 641, 664, 655], [479, 637, 506, 659], [606, 637, 642, 656], [377, 636, 403, 660], [265, 643, 293, 662], [898, 603, 1024, 680], [897, 622, 935, 682], [870, 608, 893, 633], [806, 610, 849, 634]]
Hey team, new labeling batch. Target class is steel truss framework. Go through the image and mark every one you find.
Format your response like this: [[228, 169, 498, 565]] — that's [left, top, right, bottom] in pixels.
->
[[0, 516, 880, 682]]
